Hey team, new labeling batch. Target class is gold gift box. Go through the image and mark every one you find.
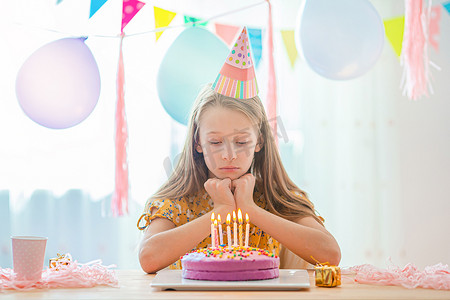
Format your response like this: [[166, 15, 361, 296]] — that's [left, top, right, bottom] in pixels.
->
[[49, 253, 71, 271], [315, 265, 341, 287]]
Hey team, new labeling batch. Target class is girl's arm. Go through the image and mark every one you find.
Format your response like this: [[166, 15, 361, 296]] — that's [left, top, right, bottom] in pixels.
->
[[233, 174, 341, 265], [248, 205, 341, 266], [139, 211, 212, 274], [140, 178, 236, 273]]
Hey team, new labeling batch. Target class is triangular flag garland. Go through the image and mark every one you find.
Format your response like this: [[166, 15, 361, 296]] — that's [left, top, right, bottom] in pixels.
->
[[154, 6, 177, 41], [443, 1, 450, 14], [121, 0, 145, 33], [429, 5, 442, 52], [384, 17, 405, 58], [89, 0, 109, 18], [214, 23, 241, 46], [112, 33, 129, 217], [184, 15, 208, 27], [248, 28, 262, 68], [280, 30, 298, 68]]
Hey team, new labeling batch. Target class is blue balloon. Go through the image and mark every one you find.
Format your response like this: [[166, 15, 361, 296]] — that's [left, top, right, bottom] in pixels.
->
[[157, 27, 229, 125], [297, 0, 384, 80]]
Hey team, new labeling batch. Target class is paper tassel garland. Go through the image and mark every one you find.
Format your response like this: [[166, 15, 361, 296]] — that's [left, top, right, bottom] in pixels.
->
[[266, 0, 278, 145], [400, 0, 432, 100], [112, 33, 129, 216]]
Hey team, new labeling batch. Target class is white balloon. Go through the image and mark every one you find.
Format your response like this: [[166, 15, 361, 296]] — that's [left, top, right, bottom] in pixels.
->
[[296, 0, 384, 80], [16, 38, 101, 129]]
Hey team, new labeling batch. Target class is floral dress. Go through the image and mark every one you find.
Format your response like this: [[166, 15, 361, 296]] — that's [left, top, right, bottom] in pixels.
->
[[137, 189, 280, 269]]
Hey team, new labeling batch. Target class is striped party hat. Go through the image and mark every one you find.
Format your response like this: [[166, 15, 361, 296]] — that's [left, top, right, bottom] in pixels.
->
[[212, 27, 258, 99]]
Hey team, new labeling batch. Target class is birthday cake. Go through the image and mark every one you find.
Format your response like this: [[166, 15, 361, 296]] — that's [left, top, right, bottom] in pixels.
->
[[180, 246, 280, 281]]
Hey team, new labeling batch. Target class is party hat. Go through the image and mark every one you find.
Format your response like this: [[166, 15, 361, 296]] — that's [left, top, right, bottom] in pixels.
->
[[212, 27, 258, 99]]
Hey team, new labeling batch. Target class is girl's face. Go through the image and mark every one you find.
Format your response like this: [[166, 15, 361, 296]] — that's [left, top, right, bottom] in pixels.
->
[[196, 106, 261, 180]]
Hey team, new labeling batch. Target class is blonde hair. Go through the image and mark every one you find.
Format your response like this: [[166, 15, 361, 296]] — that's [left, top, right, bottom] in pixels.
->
[[146, 84, 323, 224]]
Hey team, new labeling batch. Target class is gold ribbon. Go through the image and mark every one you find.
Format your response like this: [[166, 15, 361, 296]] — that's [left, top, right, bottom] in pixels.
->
[[311, 256, 341, 287]]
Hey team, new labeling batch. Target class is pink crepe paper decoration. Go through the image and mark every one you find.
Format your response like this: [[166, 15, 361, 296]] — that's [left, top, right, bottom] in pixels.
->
[[112, 33, 129, 216], [343, 261, 450, 290], [266, 0, 278, 145], [400, 0, 433, 100], [0, 256, 118, 291]]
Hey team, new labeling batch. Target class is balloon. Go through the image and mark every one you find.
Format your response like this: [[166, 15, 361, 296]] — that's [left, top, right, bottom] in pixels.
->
[[16, 37, 101, 129], [157, 27, 229, 125], [296, 0, 384, 80]]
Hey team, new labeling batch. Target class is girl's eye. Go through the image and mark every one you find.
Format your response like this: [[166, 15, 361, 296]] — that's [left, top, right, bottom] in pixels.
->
[[209, 141, 221, 145], [236, 141, 248, 145]]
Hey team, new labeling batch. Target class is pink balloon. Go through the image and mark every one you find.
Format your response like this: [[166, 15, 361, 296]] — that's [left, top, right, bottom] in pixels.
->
[[16, 37, 101, 129]]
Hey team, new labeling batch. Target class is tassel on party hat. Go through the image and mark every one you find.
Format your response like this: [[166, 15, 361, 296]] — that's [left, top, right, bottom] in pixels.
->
[[212, 27, 258, 99]]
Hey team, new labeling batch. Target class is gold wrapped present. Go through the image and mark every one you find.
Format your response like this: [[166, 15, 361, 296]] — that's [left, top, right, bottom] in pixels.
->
[[315, 265, 341, 287], [49, 253, 72, 271]]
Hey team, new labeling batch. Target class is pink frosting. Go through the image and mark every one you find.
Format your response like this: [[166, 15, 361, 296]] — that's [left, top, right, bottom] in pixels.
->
[[181, 247, 280, 281]]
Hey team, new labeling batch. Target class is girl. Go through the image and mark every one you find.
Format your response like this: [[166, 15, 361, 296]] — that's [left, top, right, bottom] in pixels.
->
[[137, 83, 341, 273]]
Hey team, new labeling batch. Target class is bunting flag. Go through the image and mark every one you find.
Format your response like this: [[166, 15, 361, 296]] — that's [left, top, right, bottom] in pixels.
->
[[248, 28, 262, 68], [214, 23, 241, 46], [121, 0, 145, 33], [154, 6, 177, 41], [89, 0, 109, 18], [184, 15, 208, 27], [266, 1, 278, 146], [429, 5, 442, 52], [443, 1, 450, 14], [112, 33, 129, 217], [383, 16, 405, 57], [280, 30, 298, 68]]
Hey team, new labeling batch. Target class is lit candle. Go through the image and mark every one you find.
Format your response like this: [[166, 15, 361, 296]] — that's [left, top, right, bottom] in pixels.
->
[[213, 219, 219, 248], [233, 210, 237, 246], [238, 209, 243, 247], [245, 213, 250, 247], [226, 213, 232, 249], [218, 214, 223, 246], [210, 212, 215, 248]]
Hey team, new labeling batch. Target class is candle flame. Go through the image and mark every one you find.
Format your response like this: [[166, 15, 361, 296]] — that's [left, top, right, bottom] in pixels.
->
[[226, 213, 231, 225], [218, 214, 221, 223], [211, 212, 215, 223], [232, 210, 236, 222], [238, 209, 243, 224], [245, 213, 249, 223], [214, 219, 218, 227]]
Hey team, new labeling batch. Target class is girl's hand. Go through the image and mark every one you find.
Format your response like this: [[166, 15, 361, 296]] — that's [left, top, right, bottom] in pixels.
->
[[231, 174, 257, 213], [204, 178, 236, 215]]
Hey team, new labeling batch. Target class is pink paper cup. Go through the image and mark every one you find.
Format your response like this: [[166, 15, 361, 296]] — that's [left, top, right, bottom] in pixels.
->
[[11, 236, 48, 281]]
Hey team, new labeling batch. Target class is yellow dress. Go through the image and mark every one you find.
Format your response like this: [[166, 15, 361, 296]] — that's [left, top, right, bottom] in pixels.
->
[[138, 189, 280, 270]]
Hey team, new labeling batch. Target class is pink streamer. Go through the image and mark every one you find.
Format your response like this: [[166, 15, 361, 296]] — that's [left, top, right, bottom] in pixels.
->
[[400, 0, 432, 100], [343, 261, 450, 290], [112, 33, 129, 216], [0, 257, 118, 291], [266, 0, 278, 145]]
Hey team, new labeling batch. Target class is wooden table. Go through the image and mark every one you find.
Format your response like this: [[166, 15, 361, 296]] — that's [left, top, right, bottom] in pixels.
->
[[2, 269, 449, 299]]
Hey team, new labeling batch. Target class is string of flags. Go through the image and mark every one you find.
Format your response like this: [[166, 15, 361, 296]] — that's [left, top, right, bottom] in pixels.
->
[[58, 0, 450, 68]]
